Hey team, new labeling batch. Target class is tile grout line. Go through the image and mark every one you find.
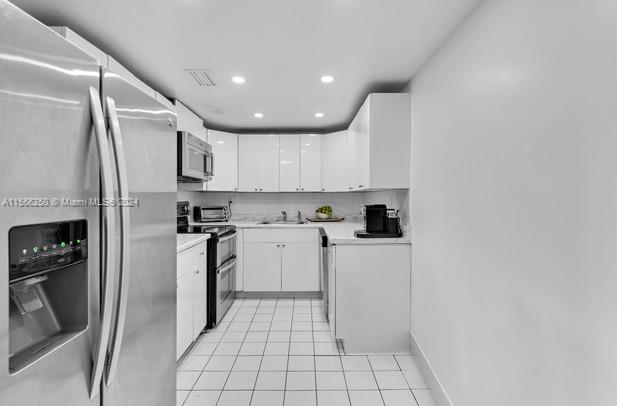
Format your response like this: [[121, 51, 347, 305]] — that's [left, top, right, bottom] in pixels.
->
[[282, 297, 295, 406], [311, 298, 318, 406], [246, 297, 269, 406], [218, 297, 258, 406], [180, 297, 241, 406], [183, 299, 237, 402], [181, 297, 403, 406]]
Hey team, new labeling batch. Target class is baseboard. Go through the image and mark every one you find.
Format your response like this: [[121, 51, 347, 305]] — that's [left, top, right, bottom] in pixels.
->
[[235, 291, 322, 299], [409, 330, 454, 406]]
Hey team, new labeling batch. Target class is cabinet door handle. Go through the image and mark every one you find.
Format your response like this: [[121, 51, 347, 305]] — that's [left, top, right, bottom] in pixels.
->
[[200, 252, 205, 256], [282, 244, 286, 248], [276, 244, 280, 248]]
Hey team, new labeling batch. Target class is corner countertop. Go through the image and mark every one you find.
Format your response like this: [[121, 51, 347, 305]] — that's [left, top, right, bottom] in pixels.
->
[[177, 234, 210, 253], [188, 219, 411, 245]]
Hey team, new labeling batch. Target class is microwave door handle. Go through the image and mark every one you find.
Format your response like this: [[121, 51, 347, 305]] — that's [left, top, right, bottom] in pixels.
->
[[88, 87, 117, 399], [104, 96, 131, 387]]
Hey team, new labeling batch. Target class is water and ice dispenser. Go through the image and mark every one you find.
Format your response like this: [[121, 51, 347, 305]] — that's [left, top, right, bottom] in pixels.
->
[[8, 220, 88, 374]]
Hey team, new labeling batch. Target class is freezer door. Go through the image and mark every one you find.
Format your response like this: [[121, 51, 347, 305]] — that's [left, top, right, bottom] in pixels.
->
[[0, 2, 101, 405], [101, 69, 177, 406]]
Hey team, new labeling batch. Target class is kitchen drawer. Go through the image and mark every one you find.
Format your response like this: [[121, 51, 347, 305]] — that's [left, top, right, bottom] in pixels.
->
[[244, 228, 318, 243], [177, 242, 206, 279]]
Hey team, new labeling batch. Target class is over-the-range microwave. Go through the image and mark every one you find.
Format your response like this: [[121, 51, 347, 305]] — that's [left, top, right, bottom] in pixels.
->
[[177, 131, 214, 182]]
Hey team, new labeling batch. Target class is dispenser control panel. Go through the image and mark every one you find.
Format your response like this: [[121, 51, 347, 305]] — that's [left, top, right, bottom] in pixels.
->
[[9, 220, 87, 283]]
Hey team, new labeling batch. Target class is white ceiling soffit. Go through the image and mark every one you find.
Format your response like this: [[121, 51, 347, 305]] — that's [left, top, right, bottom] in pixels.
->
[[12, 0, 480, 132]]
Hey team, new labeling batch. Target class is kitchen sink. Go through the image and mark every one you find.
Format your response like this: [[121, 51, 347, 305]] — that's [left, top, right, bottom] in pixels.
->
[[258, 220, 307, 225]]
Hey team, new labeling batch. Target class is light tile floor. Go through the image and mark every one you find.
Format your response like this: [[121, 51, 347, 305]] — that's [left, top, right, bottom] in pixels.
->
[[177, 297, 435, 406]]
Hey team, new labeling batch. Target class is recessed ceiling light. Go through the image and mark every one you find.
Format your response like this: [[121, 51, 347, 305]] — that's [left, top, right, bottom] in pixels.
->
[[314, 112, 325, 118], [253, 112, 264, 118], [320, 75, 334, 83], [232, 76, 245, 84]]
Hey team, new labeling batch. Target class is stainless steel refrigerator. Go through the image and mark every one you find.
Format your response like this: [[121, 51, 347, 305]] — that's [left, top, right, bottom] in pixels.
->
[[0, 1, 177, 404]]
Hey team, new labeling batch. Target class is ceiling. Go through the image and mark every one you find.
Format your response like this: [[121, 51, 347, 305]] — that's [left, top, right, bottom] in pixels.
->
[[11, 0, 479, 132]]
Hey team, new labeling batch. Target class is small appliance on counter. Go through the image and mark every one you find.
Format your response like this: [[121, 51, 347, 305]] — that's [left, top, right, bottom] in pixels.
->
[[354, 204, 403, 238], [193, 205, 229, 222]]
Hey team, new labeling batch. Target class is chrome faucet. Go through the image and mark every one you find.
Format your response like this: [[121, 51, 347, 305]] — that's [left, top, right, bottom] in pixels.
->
[[281, 210, 287, 222]]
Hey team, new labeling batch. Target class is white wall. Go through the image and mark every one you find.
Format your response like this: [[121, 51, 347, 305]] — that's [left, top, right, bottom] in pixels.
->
[[409, 1, 617, 406]]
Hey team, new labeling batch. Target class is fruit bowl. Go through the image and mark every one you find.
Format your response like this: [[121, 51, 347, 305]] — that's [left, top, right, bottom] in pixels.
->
[[315, 212, 331, 219]]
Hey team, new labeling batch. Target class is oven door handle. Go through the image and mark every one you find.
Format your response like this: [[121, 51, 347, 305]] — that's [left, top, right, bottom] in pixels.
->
[[217, 232, 236, 244], [217, 258, 237, 275]]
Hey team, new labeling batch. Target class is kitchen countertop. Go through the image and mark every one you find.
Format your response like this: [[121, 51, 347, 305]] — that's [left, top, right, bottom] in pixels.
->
[[177, 234, 210, 253], [188, 219, 411, 245]]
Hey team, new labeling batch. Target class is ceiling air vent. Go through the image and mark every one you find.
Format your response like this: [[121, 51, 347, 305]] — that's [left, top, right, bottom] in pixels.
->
[[185, 69, 217, 87]]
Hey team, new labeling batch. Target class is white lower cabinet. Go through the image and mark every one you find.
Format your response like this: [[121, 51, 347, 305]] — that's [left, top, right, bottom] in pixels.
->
[[176, 241, 208, 360], [192, 262, 207, 340], [282, 242, 319, 291], [176, 273, 194, 360], [244, 243, 282, 291], [333, 244, 410, 353], [243, 229, 319, 292]]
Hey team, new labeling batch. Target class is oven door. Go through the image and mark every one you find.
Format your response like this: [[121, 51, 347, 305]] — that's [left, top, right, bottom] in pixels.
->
[[216, 258, 236, 323], [216, 231, 236, 267]]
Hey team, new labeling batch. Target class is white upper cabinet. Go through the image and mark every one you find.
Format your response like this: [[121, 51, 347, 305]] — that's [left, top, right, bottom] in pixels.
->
[[238, 135, 280, 192], [322, 131, 349, 192], [349, 93, 411, 189], [300, 134, 322, 192], [207, 130, 238, 191], [173, 100, 207, 141], [279, 135, 301, 192], [348, 99, 371, 191]]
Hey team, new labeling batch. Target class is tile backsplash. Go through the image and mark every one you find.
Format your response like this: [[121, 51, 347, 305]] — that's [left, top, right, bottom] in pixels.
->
[[177, 189, 409, 224]]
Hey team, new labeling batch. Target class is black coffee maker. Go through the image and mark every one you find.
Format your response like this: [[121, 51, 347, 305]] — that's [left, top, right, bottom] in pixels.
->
[[354, 204, 403, 238]]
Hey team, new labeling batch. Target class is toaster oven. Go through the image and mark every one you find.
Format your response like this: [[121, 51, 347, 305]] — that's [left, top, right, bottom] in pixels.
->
[[193, 206, 229, 222]]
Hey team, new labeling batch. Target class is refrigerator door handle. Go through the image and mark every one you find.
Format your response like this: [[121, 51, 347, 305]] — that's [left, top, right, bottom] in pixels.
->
[[104, 96, 131, 387], [88, 87, 117, 399]]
